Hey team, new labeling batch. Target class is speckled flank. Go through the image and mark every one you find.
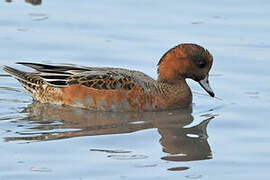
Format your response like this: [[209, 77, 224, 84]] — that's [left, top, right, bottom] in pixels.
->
[[84, 96, 92, 107], [59, 84, 156, 111], [74, 98, 84, 108]]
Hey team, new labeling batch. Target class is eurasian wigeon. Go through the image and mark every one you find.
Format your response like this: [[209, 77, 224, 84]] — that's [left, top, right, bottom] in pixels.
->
[[3, 43, 215, 111]]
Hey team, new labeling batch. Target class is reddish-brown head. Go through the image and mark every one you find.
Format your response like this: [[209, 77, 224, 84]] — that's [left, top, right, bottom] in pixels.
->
[[157, 43, 214, 97]]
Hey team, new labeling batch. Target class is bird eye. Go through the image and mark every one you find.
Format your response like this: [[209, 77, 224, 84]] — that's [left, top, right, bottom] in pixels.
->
[[197, 59, 206, 68]]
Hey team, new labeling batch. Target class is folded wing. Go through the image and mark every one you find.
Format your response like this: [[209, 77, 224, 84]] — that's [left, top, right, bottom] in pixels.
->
[[8, 62, 156, 91]]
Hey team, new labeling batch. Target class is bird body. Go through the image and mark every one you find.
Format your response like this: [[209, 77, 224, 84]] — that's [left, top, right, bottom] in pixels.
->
[[3, 43, 214, 111]]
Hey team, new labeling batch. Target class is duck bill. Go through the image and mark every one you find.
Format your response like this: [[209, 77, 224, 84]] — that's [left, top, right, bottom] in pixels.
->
[[199, 75, 215, 97]]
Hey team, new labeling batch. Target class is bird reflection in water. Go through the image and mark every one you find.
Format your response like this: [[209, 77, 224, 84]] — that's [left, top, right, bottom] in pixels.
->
[[5, 102, 214, 171], [5, 0, 42, 5]]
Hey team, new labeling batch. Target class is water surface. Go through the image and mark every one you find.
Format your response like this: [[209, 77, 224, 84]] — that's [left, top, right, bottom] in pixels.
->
[[1, 0, 270, 179]]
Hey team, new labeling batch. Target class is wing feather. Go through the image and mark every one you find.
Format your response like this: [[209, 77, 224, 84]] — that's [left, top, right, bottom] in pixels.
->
[[15, 62, 157, 91]]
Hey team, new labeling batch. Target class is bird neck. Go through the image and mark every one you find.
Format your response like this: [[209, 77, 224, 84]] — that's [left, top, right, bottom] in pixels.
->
[[154, 78, 192, 107]]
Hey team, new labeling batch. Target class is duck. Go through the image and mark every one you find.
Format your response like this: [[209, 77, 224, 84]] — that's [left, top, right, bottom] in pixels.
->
[[3, 43, 215, 111]]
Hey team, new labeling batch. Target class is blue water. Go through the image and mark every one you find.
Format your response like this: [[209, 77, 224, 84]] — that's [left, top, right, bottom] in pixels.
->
[[1, 0, 270, 179]]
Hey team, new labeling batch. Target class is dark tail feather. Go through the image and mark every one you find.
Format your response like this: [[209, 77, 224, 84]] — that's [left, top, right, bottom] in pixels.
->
[[3, 66, 29, 82], [2, 65, 39, 86], [3, 65, 42, 97], [4, 65, 68, 88]]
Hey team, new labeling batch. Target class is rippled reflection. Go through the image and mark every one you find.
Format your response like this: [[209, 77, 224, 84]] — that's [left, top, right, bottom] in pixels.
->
[[4, 102, 214, 169], [160, 119, 212, 162]]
